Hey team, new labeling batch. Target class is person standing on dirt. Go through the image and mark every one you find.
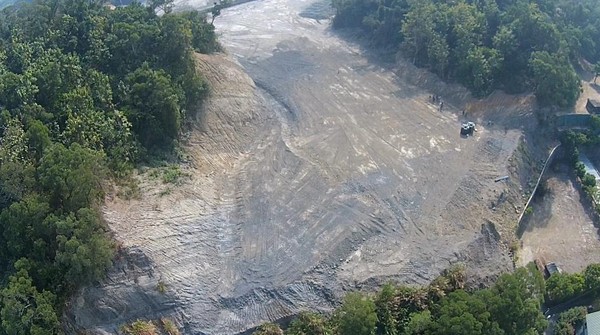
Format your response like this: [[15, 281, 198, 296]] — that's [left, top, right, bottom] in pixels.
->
[[439, 101, 444, 112]]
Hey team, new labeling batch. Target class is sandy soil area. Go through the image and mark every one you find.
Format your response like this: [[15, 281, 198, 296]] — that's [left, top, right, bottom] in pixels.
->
[[67, 0, 544, 334], [518, 163, 600, 272], [574, 61, 600, 114]]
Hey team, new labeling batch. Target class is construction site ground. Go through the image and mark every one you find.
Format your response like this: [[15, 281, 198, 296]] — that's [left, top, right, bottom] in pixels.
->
[[518, 162, 600, 273], [517, 61, 600, 273], [68, 0, 552, 334]]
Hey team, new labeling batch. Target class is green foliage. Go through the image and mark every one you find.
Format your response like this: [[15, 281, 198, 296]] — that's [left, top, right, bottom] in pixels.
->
[[149, 0, 174, 14], [331, 0, 379, 30], [487, 265, 547, 334], [0, 117, 27, 164], [585, 264, 600, 292], [403, 310, 432, 335], [160, 317, 180, 335], [529, 51, 580, 108], [252, 323, 283, 335], [185, 11, 220, 53], [284, 264, 551, 335], [37, 143, 105, 212], [332, 0, 589, 107], [25, 120, 51, 162], [431, 290, 502, 335], [582, 172, 597, 199], [555, 307, 587, 335], [546, 272, 586, 304], [375, 284, 397, 335], [0, 160, 35, 210], [157, 281, 167, 294], [0, 195, 51, 266], [524, 206, 534, 216], [0, 270, 62, 335], [287, 312, 330, 335], [575, 162, 587, 179], [334, 292, 377, 335], [443, 263, 467, 291], [210, 0, 230, 26], [53, 208, 114, 285], [124, 320, 157, 335], [123, 63, 183, 148], [0, 0, 219, 333]]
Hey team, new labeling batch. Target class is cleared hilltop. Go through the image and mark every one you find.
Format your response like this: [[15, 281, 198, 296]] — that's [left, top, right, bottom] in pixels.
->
[[66, 0, 555, 333]]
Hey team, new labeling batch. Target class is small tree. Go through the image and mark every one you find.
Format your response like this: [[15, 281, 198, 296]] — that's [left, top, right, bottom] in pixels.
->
[[287, 312, 330, 335], [149, 0, 174, 14], [335, 293, 378, 335], [375, 283, 397, 335], [0, 270, 61, 335], [252, 323, 283, 335], [546, 273, 586, 304], [211, 0, 230, 25], [584, 263, 600, 292]]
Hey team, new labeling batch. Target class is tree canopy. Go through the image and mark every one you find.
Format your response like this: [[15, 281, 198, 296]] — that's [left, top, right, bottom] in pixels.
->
[[0, 0, 219, 332], [252, 263, 579, 335], [332, 0, 590, 105]]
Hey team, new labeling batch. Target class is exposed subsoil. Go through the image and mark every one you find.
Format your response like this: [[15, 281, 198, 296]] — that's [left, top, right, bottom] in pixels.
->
[[518, 162, 600, 273], [66, 0, 548, 334]]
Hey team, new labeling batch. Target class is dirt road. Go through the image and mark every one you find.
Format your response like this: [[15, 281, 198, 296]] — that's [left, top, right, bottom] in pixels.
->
[[71, 0, 536, 333]]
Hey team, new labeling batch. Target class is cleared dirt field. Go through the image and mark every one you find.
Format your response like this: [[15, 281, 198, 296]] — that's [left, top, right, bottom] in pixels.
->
[[68, 0, 542, 334], [519, 163, 600, 272]]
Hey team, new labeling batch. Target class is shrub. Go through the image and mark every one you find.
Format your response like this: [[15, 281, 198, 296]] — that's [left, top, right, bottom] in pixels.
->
[[161, 318, 180, 335], [124, 320, 157, 335]]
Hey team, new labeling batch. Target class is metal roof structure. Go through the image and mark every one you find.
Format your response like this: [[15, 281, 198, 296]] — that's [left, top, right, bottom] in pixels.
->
[[586, 310, 600, 335], [588, 99, 600, 108]]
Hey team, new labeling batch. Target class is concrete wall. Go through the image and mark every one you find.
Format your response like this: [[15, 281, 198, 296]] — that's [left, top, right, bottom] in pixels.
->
[[516, 144, 561, 234]]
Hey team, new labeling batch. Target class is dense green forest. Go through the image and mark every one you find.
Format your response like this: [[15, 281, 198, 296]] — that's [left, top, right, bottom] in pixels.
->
[[253, 263, 600, 335], [0, 0, 218, 332], [330, 0, 599, 107]]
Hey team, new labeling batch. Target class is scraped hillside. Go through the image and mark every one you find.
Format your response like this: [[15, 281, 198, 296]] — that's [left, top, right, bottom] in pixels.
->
[[67, 0, 548, 333]]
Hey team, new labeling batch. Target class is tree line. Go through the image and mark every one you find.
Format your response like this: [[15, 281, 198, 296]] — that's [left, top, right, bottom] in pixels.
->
[[331, 0, 599, 108], [253, 263, 600, 335], [0, 0, 219, 333]]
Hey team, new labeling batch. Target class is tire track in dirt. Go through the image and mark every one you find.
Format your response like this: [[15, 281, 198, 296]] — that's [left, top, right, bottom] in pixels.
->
[[67, 1, 537, 333]]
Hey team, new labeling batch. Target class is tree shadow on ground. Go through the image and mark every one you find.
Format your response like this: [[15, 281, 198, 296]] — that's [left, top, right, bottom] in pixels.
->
[[516, 175, 556, 238], [517, 160, 600, 239], [326, 25, 541, 134]]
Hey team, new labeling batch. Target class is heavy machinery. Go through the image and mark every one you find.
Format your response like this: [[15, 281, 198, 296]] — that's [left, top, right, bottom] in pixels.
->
[[460, 122, 476, 136]]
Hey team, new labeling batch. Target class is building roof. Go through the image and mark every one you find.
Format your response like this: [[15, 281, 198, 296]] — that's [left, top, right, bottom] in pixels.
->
[[587, 99, 600, 108], [586, 310, 600, 335]]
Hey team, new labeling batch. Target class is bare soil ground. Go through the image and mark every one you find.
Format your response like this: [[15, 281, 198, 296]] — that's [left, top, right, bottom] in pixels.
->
[[574, 60, 600, 114], [518, 162, 600, 272], [67, 0, 547, 334]]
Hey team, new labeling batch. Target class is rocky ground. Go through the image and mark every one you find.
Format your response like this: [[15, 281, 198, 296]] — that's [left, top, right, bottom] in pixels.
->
[[66, 0, 547, 334]]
